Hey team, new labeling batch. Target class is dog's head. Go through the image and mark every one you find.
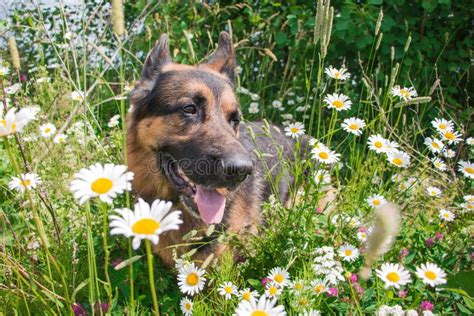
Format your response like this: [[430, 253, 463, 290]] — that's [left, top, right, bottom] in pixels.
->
[[129, 32, 253, 224]]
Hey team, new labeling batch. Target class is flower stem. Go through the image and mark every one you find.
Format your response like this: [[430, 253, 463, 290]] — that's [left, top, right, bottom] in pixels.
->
[[101, 202, 113, 309], [145, 240, 160, 316]]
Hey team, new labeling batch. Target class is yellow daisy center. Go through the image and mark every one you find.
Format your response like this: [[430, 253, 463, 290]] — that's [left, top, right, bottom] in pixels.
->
[[294, 283, 303, 291], [373, 199, 380, 206], [443, 213, 449, 218], [393, 158, 403, 165], [298, 297, 308, 306], [21, 179, 31, 187], [91, 177, 113, 194], [349, 123, 358, 130], [386, 272, 400, 282], [251, 311, 268, 316], [334, 72, 341, 78], [0, 119, 6, 128], [375, 141, 383, 148], [439, 123, 446, 130], [332, 100, 344, 108], [315, 284, 325, 293], [424, 271, 437, 280], [432, 142, 439, 149], [345, 249, 353, 256], [185, 302, 192, 310], [274, 273, 284, 283], [290, 127, 299, 134], [465, 167, 474, 174], [444, 131, 455, 140], [186, 273, 199, 286], [318, 152, 329, 159], [131, 218, 160, 235], [400, 89, 410, 97], [45, 127, 51, 133], [268, 287, 277, 295], [224, 286, 233, 294], [242, 291, 251, 301]]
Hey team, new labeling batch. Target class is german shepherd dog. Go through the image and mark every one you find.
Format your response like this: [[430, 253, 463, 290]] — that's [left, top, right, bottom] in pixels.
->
[[127, 32, 307, 266]]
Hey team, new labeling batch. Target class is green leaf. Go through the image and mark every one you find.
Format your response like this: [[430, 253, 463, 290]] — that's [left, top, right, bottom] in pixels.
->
[[368, 0, 383, 4], [441, 271, 474, 297], [247, 278, 261, 288], [275, 32, 288, 46]]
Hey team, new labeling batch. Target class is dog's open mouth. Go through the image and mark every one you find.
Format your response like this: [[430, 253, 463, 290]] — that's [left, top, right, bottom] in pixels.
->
[[163, 157, 226, 224]]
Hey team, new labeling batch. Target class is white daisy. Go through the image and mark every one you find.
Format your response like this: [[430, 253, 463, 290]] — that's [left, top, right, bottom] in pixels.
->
[[464, 195, 474, 203], [338, 244, 359, 262], [8, 173, 42, 193], [284, 122, 305, 139], [265, 282, 282, 299], [466, 137, 474, 146], [0, 66, 10, 76], [458, 161, 474, 179], [109, 198, 182, 250], [391, 173, 403, 182], [177, 263, 206, 296], [234, 296, 286, 316], [324, 66, 350, 80], [219, 281, 238, 300], [426, 186, 442, 197], [440, 130, 462, 144], [368, 134, 389, 154], [249, 102, 259, 114], [69, 163, 134, 204], [431, 118, 454, 133], [5, 83, 21, 94], [70, 90, 85, 102], [341, 117, 366, 136], [375, 263, 411, 289], [267, 267, 291, 287], [107, 114, 121, 128], [314, 170, 331, 185], [387, 150, 410, 168], [324, 93, 352, 111], [0, 107, 39, 137], [290, 280, 306, 294], [431, 158, 447, 171], [310, 279, 327, 295], [272, 100, 283, 110], [302, 310, 321, 316], [180, 297, 193, 316], [424, 137, 444, 153], [311, 145, 340, 164], [415, 263, 447, 287], [357, 231, 368, 242], [391, 85, 417, 100], [53, 133, 67, 144], [367, 194, 387, 208], [239, 288, 258, 302], [438, 209, 455, 222], [442, 148, 456, 159], [39, 123, 56, 138], [281, 114, 293, 121], [461, 202, 474, 211]]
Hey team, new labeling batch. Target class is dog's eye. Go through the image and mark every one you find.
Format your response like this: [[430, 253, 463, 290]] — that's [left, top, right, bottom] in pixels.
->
[[230, 116, 240, 128], [182, 104, 197, 114]]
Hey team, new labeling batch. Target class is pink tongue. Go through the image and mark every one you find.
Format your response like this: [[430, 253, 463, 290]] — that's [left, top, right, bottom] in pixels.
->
[[194, 185, 226, 224]]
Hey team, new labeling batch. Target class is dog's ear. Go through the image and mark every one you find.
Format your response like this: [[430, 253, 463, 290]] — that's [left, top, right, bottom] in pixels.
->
[[205, 32, 236, 82], [142, 33, 171, 80]]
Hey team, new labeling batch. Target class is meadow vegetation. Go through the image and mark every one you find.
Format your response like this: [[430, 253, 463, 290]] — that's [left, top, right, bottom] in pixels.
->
[[0, 0, 472, 315]]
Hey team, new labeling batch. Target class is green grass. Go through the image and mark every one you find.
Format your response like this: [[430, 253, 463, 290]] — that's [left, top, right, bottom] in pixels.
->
[[1, 1, 473, 315]]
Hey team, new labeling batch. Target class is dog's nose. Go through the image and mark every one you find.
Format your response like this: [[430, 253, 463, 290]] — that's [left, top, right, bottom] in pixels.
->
[[222, 157, 253, 183]]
